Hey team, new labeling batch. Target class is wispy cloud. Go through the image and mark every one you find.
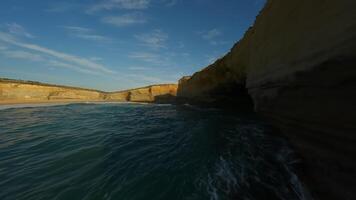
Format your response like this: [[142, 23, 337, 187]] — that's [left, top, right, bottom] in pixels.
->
[[128, 66, 150, 70], [0, 44, 7, 50], [200, 28, 221, 40], [89, 57, 103, 62], [5, 23, 34, 39], [161, 0, 178, 7], [207, 55, 217, 64], [102, 13, 146, 27], [128, 51, 178, 69], [0, 50, 44, 62], [62, 26, 112, 42], [47, 60, 102, 75], [88, 0, 150, 13], [0, 31, 114, 74], [45, 2, 79, 12], [177, 42, 185, 49], [135, 29, 168, 49], [129, 52, 159, 63], [205, 53, 223, 64], [199, 28, 227, 45], [0, 45, 102, 75], [254, 0, 266, 6], [87, 0, 178, 13], [125, 74, 166, 83]]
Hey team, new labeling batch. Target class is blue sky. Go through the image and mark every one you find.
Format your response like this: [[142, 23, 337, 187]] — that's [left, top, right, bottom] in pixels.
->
[[0, 0, 265, 91]]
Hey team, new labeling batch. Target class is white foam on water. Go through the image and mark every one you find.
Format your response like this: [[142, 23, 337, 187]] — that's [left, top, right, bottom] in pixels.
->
[[206, 173, 220, 200], [0, 101, 171, 111], [0, 103, 72, 110]]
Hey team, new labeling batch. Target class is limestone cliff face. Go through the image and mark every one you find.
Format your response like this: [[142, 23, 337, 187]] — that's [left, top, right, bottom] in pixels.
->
[[0, 80, 103, 102], [105, 91, 129, 102], [0, 79, 178, 104], [108, 84, 178, 102], [177, 0, 356, 199]]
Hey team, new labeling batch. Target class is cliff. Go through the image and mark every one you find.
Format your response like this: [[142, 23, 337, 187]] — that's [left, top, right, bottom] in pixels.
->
[[107, 84, 178, 103], [177, 0, 356, 199], [0, 78, 177, 104]]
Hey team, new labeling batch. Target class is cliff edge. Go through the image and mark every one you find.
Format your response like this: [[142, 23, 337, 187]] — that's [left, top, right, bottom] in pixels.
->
[[177, 0, 356, 199], [0, 78, 177, 104]]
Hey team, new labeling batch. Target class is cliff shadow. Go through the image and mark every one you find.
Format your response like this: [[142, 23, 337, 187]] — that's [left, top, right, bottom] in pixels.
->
[[176, 81, 255, 112], [153, 94, 177, 104]]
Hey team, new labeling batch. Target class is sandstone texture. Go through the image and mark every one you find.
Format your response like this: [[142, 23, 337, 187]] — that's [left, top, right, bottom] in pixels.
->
[[109, 84, 178, 103], [177, 0, 356, 199], [0, 79, 103, 103], [0, 79, 177, 104]]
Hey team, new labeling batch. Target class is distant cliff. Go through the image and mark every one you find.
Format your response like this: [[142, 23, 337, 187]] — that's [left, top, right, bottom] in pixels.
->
[[108, 84, 178, 103], [177, 0, 356, 199], [0, 78, 177, 104]]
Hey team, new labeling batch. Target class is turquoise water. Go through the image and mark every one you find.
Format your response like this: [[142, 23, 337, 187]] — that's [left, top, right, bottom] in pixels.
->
[[0, 103, 308, 200]]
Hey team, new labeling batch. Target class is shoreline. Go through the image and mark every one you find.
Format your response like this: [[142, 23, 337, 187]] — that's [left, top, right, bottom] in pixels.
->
[[0, 101, 162, 111], [0, 100, 124, 106], [0, 100, 152, 110]]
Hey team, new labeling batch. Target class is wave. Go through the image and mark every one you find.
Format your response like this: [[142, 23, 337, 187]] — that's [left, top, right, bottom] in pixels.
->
[[0, 103, 73, 110], [0, 101, 154, 111]]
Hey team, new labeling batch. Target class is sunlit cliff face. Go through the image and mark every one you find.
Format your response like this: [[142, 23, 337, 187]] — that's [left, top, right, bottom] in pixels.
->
[[0, 79, 177, 103]]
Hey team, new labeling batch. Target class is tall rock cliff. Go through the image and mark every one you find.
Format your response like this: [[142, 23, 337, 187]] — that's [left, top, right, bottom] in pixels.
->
[[177, 0, 356, 199], [108, 84, 178, 103], [0, 79, 177, 104], [0, 79, 104, 103]]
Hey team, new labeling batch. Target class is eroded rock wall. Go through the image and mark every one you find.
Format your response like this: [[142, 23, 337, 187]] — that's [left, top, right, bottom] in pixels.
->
[[109, 84, 178, 102], [0, 81, 103, 102], [0, 79, 178, 104], [177, 0, 356, 199]]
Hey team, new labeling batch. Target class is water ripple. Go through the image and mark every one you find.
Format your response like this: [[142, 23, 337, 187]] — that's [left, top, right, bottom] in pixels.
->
[[0, 103, 310, 200]]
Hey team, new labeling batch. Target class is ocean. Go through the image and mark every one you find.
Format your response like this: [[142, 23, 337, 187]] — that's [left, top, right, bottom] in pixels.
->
[[0, 103, 309, 200]]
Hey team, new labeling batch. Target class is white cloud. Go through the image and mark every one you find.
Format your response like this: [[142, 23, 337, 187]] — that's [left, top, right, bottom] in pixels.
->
[[76, 34, 109, 41], [0, 31, 114, 74], [254, 0, 266, 6], [87, 0, 178, 13], [62, 26, 111, 42], [177, 42, 185, 48], [0, 46, 101, 75], [62, 26, 90, 32], [128, 51, 177, 68], [128, 66, 150, 70], [88, 0, 150, 13], [6, 23, 34, 39], [201, 28, 221, 40], [198, 28, 227, 45], [45, 2, 79, 12], [207, 56, 217, 64], [209, 41, 228, 45], [181, 52, 190, 57], [0, 44, 7, 50], [47, 60, 102, 75], [205, 53, 223, 64], [129, 52, 159, 63], [125, 73, 170, 83], [135, 29, 168, 49], [90, 57, 103, 61], [0, 50, 44, 62], [161, 0, 178, 7], [102, 13, 146, 27]]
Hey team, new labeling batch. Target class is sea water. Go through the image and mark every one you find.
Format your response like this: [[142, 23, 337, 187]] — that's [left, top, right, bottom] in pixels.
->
[[0, 103, 309, 200]]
